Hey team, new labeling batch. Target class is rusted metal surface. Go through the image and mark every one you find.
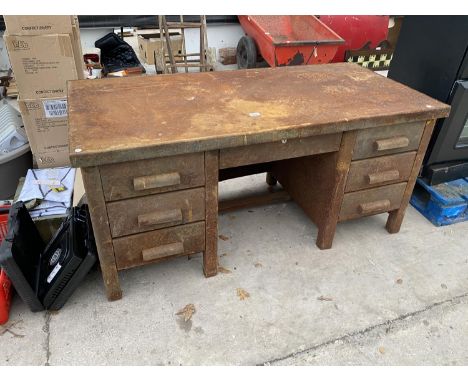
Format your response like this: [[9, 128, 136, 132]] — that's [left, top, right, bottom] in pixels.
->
[[339, 182, 407, 221], [352, 121, 425, 160], [219, 133, 341, 169], [68, 63, 450, 168], [346, 152, 416, 192]]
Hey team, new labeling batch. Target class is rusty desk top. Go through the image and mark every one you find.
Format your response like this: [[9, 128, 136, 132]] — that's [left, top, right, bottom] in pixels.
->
[[68, 63, 450, 167]]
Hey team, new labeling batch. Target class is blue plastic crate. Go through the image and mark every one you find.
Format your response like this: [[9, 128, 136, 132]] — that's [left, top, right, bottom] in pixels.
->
[[410, 177, 468, 226]]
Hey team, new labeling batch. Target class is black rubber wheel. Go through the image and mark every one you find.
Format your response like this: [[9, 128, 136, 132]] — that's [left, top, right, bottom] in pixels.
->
[[236, 36, 257, 69]]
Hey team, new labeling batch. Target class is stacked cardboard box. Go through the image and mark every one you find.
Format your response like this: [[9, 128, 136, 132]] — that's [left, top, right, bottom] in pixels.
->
[[137, 30, 183, 67], [3, 16, 85, 168]]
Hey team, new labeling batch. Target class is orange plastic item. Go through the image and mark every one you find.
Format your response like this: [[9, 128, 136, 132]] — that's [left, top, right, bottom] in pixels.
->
[[0, 269, 12, 325]]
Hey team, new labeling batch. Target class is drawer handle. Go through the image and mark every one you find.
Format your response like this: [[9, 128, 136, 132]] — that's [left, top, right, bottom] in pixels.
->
[[374, 136, 409, 151], [142, 242, 184, 261], [358, 199, 391, 214], [367, 169, 400, 185], [133, 172, 181, 191], [138, 209, 183, 227]]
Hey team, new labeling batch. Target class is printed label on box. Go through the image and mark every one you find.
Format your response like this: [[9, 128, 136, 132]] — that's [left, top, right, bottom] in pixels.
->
[[43, 99, 68, 118]]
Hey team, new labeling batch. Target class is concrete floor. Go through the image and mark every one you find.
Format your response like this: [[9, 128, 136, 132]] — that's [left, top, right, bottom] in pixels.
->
[[1, 174, 467, 365]]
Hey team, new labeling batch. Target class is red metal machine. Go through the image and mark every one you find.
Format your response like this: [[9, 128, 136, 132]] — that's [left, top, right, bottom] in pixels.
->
[[317, 16, 390, 62], [237, 15, 344, 68]]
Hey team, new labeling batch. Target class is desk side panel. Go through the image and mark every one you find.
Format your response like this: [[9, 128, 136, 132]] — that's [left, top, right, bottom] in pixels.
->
[[386, 119, 437, 233], [81, 166, 122, 301]]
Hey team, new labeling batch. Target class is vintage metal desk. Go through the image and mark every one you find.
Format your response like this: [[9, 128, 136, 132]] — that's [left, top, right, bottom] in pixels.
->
[[68, 63, 449, 301]]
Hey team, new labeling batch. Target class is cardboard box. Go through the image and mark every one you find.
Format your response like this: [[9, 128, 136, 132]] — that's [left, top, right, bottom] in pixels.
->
[[4, 15, 74, 36], [35, 148, 70, 168], [4, 34, 79, 99], [18, 98, 70, 168], [137, 32, 183, 65], [71, 17, 85, 79]]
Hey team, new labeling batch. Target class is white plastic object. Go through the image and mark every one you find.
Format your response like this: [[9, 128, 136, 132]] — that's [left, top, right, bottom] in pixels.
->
[[0, 100, 28, 154]]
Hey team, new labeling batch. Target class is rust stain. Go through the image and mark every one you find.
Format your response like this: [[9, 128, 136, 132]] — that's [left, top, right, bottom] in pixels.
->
[[190, 98, 292, 133], [346, 72, 376, 82], [322, 85, 356, 95]]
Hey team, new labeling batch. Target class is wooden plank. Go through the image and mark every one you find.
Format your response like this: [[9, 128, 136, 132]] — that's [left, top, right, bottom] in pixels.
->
[[386, 120, 437, 233], [106, 187, 205, 237], [219, 133, 341, 169], [345, 151, 416, 192], [218, 47, 237, 65], [352, 121, 424, 160], [199, 16, 207, 72], [161, 16, 177, 74], [113, 222, 205, 270], [339, 182, 407, 221], [164, 53, 201, 58], [81, 166, 122, 301], [272, 130, 357, 249], [179, 15, 188, 73], [166, 22, 203, 28], [164, 63, 210, 68], [68, 63, 450, 168], [219, 189, 291, 212], [204, 150, 219, 277]]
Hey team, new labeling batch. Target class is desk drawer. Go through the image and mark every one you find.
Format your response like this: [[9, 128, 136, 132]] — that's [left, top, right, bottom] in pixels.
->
[[352, 121, 424, 160], [100, 152, 205, 201], [113, 222, 205, 270], [339, 183, 406, 221], [107, 188, 205, 237], [346, 152, 416, 192], [219, 133, 341, 169]]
